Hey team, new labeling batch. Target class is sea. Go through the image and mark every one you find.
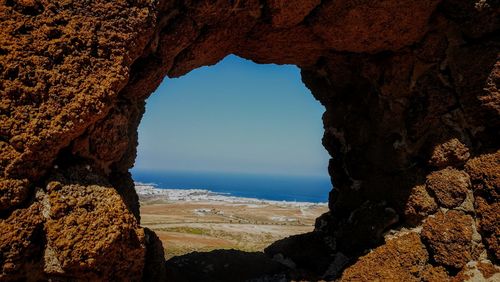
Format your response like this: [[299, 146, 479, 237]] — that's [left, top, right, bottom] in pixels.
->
[[131, 169, 331, 203]]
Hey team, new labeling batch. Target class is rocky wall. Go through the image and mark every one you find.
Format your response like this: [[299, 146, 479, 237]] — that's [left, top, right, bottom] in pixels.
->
[[0, 0, 498, 280]]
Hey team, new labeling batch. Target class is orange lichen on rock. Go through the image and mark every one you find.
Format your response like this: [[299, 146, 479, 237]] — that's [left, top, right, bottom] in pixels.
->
[[310, 0, 441, 53], [474, 198, 500, 262], [429, 138, 470, 168], [426, 168, 471, 208], [0, 178, 29, 211], [420, 265, 451, 282], [0, 203, 44, 280], [44, 181, 146, 280], [0, 0, 158, 181], [454, 261, 500, 282], [466, 151, 500, 262], [476, 261, 500, 279], [466, 150, 500, 201], [421, 210, 474, 270], [340, 233, 430, 281], [404, 184, 438, 225]]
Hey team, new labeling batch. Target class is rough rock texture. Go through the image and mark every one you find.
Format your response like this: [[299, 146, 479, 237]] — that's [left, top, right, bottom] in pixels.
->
[[340, 233, 430, 281], [404, 185, 438, 226], [466, 151, 500, 262], [43, 179, 145, 280], [421, 210, 474, 270], [429, 138, 470, 168], [0, 203, 44, 280], [426, 168, 471, 208], [0, 0, 499, 280], [0, 178, 29, 211]]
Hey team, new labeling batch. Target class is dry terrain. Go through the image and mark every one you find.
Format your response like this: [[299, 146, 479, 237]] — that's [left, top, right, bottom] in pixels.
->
[[140, 199, 328, 259]]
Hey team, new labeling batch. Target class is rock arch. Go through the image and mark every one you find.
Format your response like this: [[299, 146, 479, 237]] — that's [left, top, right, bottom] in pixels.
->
[[1, 0, 499, 280]]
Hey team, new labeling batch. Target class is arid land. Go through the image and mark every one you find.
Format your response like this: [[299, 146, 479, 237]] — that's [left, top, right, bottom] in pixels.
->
[[139, 197, 328, 259]]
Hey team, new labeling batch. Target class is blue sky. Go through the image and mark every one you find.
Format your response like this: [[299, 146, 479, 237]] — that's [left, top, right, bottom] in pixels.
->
[[133, 55, 329, 177]]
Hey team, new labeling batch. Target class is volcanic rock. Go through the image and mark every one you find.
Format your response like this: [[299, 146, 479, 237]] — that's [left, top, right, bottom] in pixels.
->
[[0, 0, 498, 279], [421, 210, 474, 270], [426, 168, 471, 209]]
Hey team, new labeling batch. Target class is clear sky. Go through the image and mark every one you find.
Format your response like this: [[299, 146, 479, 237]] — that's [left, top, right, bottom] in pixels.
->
[[133, 55, 329, 177]]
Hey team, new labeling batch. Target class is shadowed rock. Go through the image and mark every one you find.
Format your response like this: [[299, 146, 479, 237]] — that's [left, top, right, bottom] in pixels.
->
[[165, 250, 288, 282]]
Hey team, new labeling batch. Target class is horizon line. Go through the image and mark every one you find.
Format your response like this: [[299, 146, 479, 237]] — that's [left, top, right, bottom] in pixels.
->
[[131, 167, 331, 179]]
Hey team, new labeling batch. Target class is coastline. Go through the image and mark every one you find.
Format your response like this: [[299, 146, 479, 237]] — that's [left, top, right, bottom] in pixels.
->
[[135, 182, 328, 207], [135, 182, 329, 258]]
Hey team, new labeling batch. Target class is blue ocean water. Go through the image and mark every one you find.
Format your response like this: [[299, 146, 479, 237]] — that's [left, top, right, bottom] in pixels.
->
[[132, 170, 332, 203]]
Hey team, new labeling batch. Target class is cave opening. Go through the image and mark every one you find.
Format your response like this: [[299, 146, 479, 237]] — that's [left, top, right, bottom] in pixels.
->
[[3, 0, 498, 280], [132, 54, 333, 260]]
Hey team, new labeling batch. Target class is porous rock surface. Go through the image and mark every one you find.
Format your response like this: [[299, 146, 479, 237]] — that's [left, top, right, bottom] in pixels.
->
[[0, 0, 499, 280]]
